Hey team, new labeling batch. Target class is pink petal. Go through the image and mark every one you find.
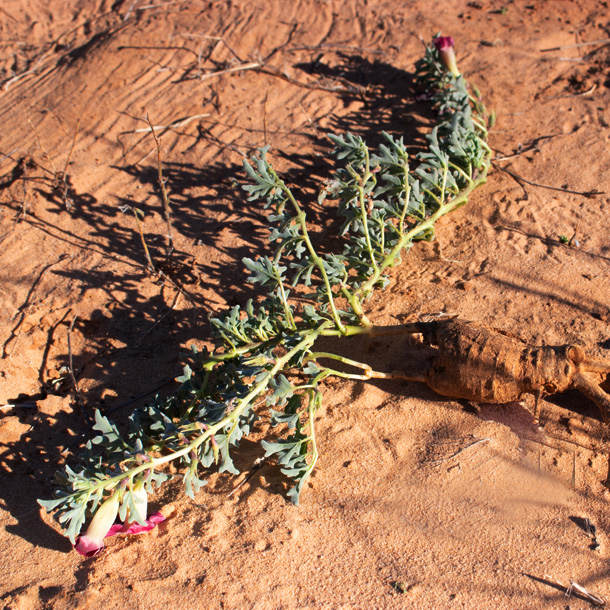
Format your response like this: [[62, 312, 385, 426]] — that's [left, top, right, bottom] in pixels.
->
[[105, 511, 166, 538], [106, 523, 126, 537], [148, 512, 166, 526], [74, 535, 105, 557], [433, 36, 454, 51]]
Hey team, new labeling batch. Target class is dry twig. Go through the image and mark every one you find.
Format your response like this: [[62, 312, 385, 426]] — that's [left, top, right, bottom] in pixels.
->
[[28, 119, 58, 176], [540, 38, 610, 52], [492, 162, 604, 198], [544, 574, 606, 607], [427, 437, 490, 464], [0, 402, 37, 411], [227, 456, 268, 498], [298, 102, 321, 136], [145, 115, 174, 257]]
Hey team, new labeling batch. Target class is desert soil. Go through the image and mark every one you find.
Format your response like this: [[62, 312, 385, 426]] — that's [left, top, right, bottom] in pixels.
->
[[2, 0, 610, 608]]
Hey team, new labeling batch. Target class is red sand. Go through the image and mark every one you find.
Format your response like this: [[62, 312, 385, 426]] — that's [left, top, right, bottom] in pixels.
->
[[1, 1, 610, 607]]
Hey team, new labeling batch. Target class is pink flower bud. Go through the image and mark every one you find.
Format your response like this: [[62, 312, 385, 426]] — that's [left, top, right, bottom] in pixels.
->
[[73, 482, 167, 557], [433, 36, 460, 77], [106, 479, 166, 536], [74, 491, 120, 557]]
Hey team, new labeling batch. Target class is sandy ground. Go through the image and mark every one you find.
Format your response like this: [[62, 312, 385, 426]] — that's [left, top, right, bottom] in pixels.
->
[[2, 0, 610, 608]]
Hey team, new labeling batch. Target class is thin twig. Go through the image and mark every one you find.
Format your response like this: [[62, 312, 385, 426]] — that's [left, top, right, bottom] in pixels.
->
[[192, 59, 367, 95], [145, 115, 173, 257], [493, 134, 559, 161], [155, 270, 200, 308], [287, 43, 385, 55], [123, 0, 139, 20], [298, 102, 320, 136], [544, 574, 606, 606], [67, 315, 80, 394], [0, 147, 20, 170], [60, 118, 80, 209], [428, 437, 490, 464], [259, 62, 367, 95], [121, 203, 200, 305], [227, 456, 268, 498], [0, 402, 37, 411], [116, 44, 199, 58], [540, 38, 610, 52], [198, 61, 262, 81], [67, 315, 93, 426], [129, 206, 156, 272], [28, 119, 58, 176], [492, 162, 604, 198], [262, 87, 269, 147], [567, 581, 606, 606], [62, 119, 80, 179], [2, 52, 54, 90], [186, 34, 244, 63], [136, 0, 191, 9], [196, 41, 205, 78], [18, 179, 28, 220], [540, 84, 597, 101], [197, 125, 248, 158]]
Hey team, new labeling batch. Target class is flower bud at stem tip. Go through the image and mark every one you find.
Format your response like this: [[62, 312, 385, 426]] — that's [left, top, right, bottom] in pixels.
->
[[433, 36, 460, 77]]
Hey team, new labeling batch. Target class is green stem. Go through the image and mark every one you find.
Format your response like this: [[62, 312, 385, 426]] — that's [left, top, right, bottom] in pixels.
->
[[398, 157, 412, 234], [353, 151, 492, 301], [439, 163, 448, 207], [307, 351, 373, 373], [356, 148, 379, 272], [471, 116, 488, 138], [448, 161, 473, 186], [273, 265, 296, 330], [305, 389, 319, 469], [422, 188, 442, 208], [340, 286, 372, 326], [277, 182, 346, 334], [180, 369, 211, 423], [305, 351, 409, 381], [63, 324, 330, 503]]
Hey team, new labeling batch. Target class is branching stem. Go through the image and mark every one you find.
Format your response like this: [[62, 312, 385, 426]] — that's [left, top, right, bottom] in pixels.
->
[[277, 181, 346, 333], [355, 147, 380, 272], [42, 39, 495, 546], [354, 149, 491, 300], [58, 324, 329, 505]]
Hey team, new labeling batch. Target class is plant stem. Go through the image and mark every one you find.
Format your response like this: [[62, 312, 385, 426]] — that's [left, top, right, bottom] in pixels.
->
[[356, 147, 379, 272], [273, 265, 297, 329], [305, 389, 319, 468], [131, 207, 156, 272], [60, 323, 330, 503], [399, 157, 412, 234], [354, 150, 491, 300], [340, 287, 371, 326], [277, 181, 346, 333]]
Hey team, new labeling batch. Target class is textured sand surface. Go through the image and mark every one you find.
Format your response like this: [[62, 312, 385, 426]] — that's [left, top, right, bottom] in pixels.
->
[[1, 1, 610, 608]]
